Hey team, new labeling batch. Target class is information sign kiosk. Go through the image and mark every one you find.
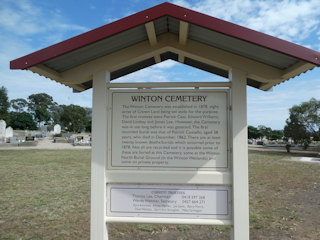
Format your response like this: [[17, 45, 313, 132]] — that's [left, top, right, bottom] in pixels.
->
[[10, 3, 320, 240], [95, 76, 247, 235]]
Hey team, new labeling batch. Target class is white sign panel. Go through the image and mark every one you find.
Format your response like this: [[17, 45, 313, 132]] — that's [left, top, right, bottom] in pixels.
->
[[107, 184, 231, 220], [110, 90, 229, 169]]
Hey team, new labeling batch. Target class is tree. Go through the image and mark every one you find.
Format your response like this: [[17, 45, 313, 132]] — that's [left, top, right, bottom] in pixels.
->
[[85, 120, 92, 133], [84, 107, 92, 132], [10, 112, 37, 130], [269, 130, 284, 141], [284, 115, 310, 145], [28, 93, 56, 126], [84, 107, 92, 119], [10, 98, 28, 112], [258, 125, 272, 139], [284, 98, 320, 146], [60, 104, 88, 133], [51, 104, 64, 124], [248, 125, 262, 139], [0, 86, 10, 124]]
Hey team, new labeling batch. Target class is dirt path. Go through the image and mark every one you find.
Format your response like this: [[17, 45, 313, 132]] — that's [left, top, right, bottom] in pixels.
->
[[249, 145, 319, 157]]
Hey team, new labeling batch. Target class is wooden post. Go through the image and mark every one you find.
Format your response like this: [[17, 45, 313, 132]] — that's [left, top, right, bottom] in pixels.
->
[[229, 68, 249, 240], [91, 70, 110, 240]]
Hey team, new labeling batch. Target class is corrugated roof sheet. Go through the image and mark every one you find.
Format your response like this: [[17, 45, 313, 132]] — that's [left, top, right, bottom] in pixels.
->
[[44, 25, 148, 73], [188, 23, 299, 70]]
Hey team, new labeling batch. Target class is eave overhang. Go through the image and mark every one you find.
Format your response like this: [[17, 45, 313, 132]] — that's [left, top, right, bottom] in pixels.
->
[[10, 2, 320, 91]]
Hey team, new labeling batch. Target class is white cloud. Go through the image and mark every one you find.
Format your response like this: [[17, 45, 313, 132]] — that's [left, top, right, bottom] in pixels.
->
[[152, 60, 179, 69], [248, 77, 320, 105], [104, 17, 120, 23], [247, 73, 320, 129], [172, 0, 320, 43], [113, 67, 171, 83], [0, 0, 88, 38], [0, 0, 90, 105], [112, 60, 181, 83]]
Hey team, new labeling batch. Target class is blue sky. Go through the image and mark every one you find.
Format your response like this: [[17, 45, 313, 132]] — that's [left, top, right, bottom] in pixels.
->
[[1, 0, 320, 130]]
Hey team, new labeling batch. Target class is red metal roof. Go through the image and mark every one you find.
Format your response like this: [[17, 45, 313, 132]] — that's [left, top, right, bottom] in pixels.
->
[[10, 2, 320, 70]]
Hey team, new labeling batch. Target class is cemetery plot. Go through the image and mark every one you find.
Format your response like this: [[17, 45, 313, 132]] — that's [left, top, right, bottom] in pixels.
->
[[110, 90, 229, 170]]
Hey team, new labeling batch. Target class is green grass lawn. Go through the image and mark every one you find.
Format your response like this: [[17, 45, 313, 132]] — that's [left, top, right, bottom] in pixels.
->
[[0, 149, 319, 239], [0, 150, 91, 240]]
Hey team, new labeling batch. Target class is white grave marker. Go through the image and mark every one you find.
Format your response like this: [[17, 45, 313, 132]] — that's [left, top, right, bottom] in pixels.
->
[[5, 127, 13, 138], [0, 120, 6, 137], [53, 124, 61, 134]]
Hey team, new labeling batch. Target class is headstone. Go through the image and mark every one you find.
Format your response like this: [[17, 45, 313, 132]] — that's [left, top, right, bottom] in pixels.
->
[[53, 124, 61, 134], [41, 125, 48, 136], [0, 120, 6, 137], [5, 127, 13, 138], [25, 135, 35, 141], [73, 135, 91, 146]]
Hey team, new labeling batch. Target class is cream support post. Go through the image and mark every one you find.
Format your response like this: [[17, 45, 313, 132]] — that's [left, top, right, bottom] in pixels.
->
[[230, 68, 250, 240], [91, 70, 110, 240]]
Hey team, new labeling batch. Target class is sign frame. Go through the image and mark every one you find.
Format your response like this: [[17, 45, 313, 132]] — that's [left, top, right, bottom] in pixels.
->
[[106, 184, 232, 221], [104, 87, 234, 225]]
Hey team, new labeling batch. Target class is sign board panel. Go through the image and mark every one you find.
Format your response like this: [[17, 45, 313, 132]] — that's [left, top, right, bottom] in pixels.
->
[[110, 90, 229, 170], [107, 184, 231, 220]]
